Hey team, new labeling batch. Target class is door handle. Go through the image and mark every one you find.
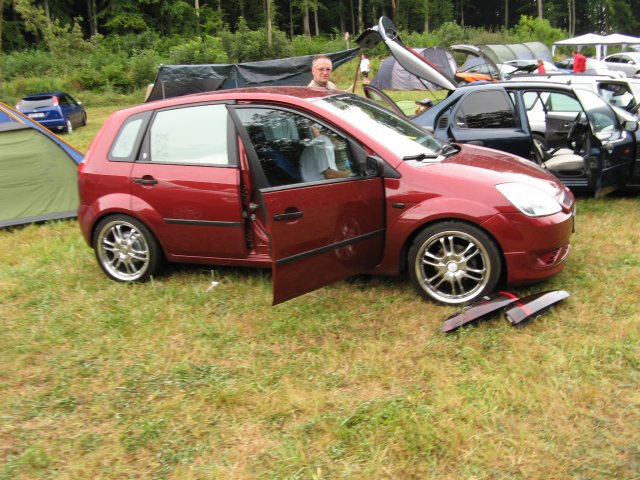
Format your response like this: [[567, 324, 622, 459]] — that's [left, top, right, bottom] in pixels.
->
[[274, 211, 304, 221], [133, 177, 158, 185]]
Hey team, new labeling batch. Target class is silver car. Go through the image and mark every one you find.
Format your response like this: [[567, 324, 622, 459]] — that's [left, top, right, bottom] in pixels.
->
[[603, 52, 640, 78]]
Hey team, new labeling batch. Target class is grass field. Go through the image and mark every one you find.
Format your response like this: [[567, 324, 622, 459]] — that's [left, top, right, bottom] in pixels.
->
[[1, 95, 639, 479]]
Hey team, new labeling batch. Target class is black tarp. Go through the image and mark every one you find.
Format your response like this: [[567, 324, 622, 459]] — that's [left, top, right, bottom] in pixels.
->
[[146, 48, 360, 102]]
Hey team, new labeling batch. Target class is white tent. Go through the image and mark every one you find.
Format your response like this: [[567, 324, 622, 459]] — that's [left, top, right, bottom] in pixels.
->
[[553, 33, 640, 60], [602, 34, 640, 57], [553, 33, 606, 60]]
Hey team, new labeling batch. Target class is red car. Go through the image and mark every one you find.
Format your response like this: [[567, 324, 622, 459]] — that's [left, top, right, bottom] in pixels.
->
[[78, 87, 575, 305]]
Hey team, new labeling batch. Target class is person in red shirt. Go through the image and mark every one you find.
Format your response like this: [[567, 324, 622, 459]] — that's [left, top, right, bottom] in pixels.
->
[[536, 59, 546, 74], [572, 50, 587, 73]]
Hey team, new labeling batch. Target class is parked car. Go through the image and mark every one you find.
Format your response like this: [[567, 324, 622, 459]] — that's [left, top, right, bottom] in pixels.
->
[[506, 74, 640, 115], [356, 17, 639, 197], [16, 92, 87, 134], [77, 87, 575, 306], [603, 52, 640, 77], [365, 81, 639, 196], [554, 57, 626, 77]]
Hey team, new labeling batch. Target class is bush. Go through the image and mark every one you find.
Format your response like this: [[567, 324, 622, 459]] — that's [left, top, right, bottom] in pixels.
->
[[221, 17, 293, 63], [167, 36, 228, 64], [1, 49, 59, 81]]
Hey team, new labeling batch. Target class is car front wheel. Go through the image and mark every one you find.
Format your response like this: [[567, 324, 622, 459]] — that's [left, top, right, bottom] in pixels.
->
[[408, 221, 502, 305], [93, 215, 164, 282]]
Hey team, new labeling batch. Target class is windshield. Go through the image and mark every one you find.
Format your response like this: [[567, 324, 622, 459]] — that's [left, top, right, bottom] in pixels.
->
[[317, 94, 444, 159], [575, 89, 618, 136]]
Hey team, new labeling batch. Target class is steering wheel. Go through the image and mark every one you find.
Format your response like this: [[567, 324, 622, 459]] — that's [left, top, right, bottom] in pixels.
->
[[567, 112, 589, 152]]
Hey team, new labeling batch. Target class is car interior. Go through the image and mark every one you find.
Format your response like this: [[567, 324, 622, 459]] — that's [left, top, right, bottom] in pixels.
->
[[239, 108, 356, 187]]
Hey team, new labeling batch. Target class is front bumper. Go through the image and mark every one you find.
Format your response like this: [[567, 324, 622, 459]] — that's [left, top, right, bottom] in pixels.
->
[[481, 209, 575, 284]]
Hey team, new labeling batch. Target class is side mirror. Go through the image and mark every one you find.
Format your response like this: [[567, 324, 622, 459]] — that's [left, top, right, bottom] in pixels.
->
[[623, 120, 638, 132], [364, 156, 385, 177]]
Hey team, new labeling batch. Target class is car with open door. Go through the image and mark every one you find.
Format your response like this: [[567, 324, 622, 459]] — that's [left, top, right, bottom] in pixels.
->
[[357, 17, 640, 197], [78, 86, 575, 306]]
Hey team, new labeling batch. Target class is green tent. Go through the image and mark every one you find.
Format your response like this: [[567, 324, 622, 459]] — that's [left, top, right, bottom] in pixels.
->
[[0, 121, 82, 228]]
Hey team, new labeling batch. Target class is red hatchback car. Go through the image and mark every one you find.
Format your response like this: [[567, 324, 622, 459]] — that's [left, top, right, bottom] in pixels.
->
[[78, 87, 575, 305]]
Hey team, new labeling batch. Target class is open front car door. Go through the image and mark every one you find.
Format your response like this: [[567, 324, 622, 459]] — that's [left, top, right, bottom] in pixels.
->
[[230, 105, 387, 305]]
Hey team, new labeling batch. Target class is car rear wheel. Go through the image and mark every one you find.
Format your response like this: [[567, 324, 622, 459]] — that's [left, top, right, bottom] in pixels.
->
[[65, 118, 73, 134], [93, 215, 164, 282], [408, 221, 502, 305]]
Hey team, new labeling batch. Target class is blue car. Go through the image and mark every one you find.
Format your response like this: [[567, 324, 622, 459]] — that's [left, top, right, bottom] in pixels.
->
[[16, 92, 87, 134]]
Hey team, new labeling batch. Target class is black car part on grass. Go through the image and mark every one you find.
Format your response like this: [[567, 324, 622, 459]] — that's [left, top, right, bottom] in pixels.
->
[[442, 290, 570, 332]]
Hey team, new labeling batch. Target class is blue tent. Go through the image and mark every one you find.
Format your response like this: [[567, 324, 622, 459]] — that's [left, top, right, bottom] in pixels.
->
[[0, 102, 84, 228]]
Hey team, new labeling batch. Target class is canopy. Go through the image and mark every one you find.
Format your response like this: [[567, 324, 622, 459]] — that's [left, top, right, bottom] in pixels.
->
[[457, 42, 552, 71], [146, 48, 360, 102], [553, 33, 640, 60]]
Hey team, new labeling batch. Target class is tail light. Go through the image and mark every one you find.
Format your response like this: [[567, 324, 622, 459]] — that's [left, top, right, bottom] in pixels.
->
[[52, 96, 59, 106]]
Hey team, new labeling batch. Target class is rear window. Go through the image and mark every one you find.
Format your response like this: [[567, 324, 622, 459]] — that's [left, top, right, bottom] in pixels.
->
[[20, 97, 55, 109]]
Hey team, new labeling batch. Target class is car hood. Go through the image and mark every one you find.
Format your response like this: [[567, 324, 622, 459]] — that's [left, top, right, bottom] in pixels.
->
[[356, 16, 458, 91], [403, 144, 570, 200]]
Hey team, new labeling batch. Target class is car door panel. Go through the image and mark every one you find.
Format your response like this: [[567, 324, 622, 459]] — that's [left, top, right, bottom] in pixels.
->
[[448, 89, 532, 158], [262, 179, 386, 305], [131, 103, 248, 259]]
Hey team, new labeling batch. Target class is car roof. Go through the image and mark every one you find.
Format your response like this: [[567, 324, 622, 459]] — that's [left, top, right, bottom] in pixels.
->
[[454, 80, 578, 92], [22, 92, 65, 99], [111, 86, 338, 118], [607, 52, 640, 58]]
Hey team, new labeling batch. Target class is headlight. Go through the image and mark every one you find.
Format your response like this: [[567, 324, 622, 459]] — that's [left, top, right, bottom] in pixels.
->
[[496, 183, 562, 217]]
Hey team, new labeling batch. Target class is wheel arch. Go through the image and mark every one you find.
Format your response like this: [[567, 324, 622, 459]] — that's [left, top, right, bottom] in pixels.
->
[[398, 216, 507, 286]]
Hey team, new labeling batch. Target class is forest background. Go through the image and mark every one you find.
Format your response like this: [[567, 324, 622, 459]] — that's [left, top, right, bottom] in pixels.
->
[[0, 0, 639, 106]]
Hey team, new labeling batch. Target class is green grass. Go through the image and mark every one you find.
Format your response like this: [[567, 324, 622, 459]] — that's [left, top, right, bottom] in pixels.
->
[[1, 99, 640, 479]]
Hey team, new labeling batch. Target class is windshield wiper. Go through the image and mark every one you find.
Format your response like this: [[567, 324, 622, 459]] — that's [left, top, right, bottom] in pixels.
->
[[403, 152, 440, 161]]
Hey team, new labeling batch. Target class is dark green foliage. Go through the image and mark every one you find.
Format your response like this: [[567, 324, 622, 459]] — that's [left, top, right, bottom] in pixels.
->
[[220, 17, 294, 63], [167, 36, 228, 64]]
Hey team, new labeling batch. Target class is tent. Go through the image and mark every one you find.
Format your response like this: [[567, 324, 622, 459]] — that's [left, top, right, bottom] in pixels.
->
[[370, 47, 456, 90], [146, 48, 360, 101], [458, 41, 553, 70], [552, 33, 640, 60], [0, 102, 83, 228]]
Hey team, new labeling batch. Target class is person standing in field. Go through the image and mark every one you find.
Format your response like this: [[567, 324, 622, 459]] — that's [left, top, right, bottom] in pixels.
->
[[537, 59, 546, 74], [308, 56, 337, 90], [360, 54, 370, 81]]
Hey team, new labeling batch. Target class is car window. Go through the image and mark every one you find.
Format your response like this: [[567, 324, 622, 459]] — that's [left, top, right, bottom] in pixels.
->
[[544, 92, 581, 113], [574, 89, 618, 136], [597, 82, 635, 110], [111, 117, 146, 160], [149, 104, 229, 165], [20, 97, 54, 109], [235, 107, 358, 187], [454, 90, 516, 128]]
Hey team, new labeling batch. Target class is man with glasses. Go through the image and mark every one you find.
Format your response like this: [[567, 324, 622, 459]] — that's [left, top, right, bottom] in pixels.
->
[[308, 55, 337, 90]]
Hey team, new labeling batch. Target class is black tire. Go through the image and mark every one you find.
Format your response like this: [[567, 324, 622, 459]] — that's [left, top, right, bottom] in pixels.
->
[[93, 215, 164, 282], [81, 112, 87, 126], [408, 221, 502, 305], [65, 118, 73, 134]]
